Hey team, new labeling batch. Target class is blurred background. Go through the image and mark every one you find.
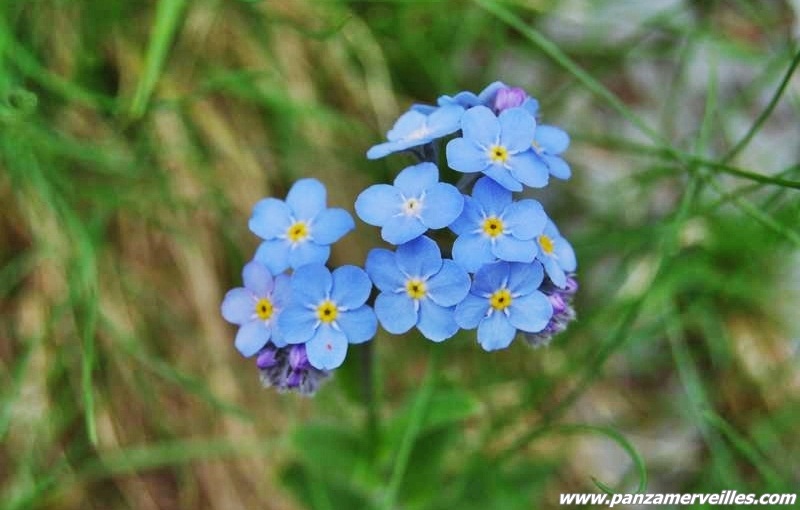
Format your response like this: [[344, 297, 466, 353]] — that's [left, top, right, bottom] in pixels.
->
[[2, 0, 799, 509]]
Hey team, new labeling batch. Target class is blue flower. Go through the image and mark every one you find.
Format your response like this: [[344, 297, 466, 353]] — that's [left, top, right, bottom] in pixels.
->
[[355, 162, 464, 245], [454, 261, 553, 351], [367, 104, 464, 159], [531, 124, 571, 179], [249, 179, 355, 274], [278, 264, 377, 370], [446, 105, 547, 191], [437, 82, 539, 116], [535, 220, 577, 289], [449, 177, 547, 272], [221, 260, 291, 356], [366, 236, 470, 342]]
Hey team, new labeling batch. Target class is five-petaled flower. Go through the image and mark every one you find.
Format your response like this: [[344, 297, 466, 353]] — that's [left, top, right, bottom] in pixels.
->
[[366, 236, 470, 342], [249, 178, 355, 274], [355, 162, 464, 245], [367, 104, 464, 160], [278, 264, 377, 370], [446, 105, 547, 191], [535, 220, 577, 289], [221, 260, 291, 357], [454, 261, 553, 351], [449, 177, 547, 272]]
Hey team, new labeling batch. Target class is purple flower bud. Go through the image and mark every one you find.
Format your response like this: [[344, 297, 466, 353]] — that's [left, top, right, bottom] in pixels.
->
[[493, 87, 527, 112], [285, 369, 304, 388], [256, 346, 278, 369], [548, 293, 567, 315], [289, 344, 309, 370], [564, 275, 579, 295]]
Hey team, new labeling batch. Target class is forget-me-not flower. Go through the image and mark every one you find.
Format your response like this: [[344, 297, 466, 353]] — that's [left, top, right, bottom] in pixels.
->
[[454, 261, 553, 351], [249, 179, 354, 274], [355, 162, 464, 245], [367, 104, 464, 159], [446, 105, 547, 191], [530, 125, 571, 180], [366, 236, 470, 342], [278, 264, 377, 370], [436, 82, 539, 117], [449, 177, 547, 272], [535, 220, 577, 289], [221, 260, 291, 356]]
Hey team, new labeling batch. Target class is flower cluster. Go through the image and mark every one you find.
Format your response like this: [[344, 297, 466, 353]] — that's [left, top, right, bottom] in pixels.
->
[[222, 81, 579, 396]]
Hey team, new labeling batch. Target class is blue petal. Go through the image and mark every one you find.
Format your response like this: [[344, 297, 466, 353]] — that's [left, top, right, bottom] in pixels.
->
[[278, 304, 317, 344], [254, 239, 290, 274], [472, 176, 512, 214], [420, 183, 463, 229], [272, 273, 292, 308], [542, 256, 567, 288], [543, 220, 561, 238], [544, 154, 571, 179], [394, 162, 438, 197], [461, 105, 500, 146], [417, 300, 459, 342], [221, 288, 255, 325], [477, 81, 506, 103], [286, 178, 326, 219], [249, 198, 291, 240], [503, 199, 546, 240], [448, 196, 482, 235], [508, 291, 552, 333], [477, 312, 517, 351], [234, 320, 271, 357], [338, 305, 378, 344], [290, 264, 332, 304], [387, 109, 427, 141], [426, 260, 471, 307], [288, 242, 330, 269], [411, 103, 436, 114], [242, 260, 274, 296], [446, 138, 488, 173], [498, 107, 536, 153], [365, 248, 404, 292], [492, 236, 536, 263], [452, 232, 494, 273], [312, 208, 354, 244], [507, 261, 544, 296], [439, 91, 480, 108], [426, 104, 464, 137], [331, 265, 372, 308], [381, 214, 427, 245], [522, 97, 540, 117], [374, 292, 417, 334], [367, 140, 406, 160], [535, 125, 570, 154], [454, 293, 488, 329], [555, 237, 577, 272], [509, 151, 549, 188], [396, 235, 442, 279], [483, 164, 523, 192], [355, 184, 402, 226], [472, 261, 510, 296], [305, 326, 348, 370]]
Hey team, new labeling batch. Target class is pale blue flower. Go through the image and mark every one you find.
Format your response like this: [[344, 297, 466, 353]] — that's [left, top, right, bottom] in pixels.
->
[[278, 264, 377, 370], [221, 260, 291, 356], [249, 179, 354, 274], [454, 261, 553, 351], [355, 162, 464, 244], [535, 220, 577, 288], [449, 177, 547, 272], [446, 105, 548, 191], [367, 104, 464, 159], [366, 236, 470, 342], [531, 125, 571, 179]]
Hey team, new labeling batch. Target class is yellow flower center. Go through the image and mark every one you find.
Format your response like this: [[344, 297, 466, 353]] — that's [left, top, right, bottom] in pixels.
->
[[405, 278, 427, 300], [538, 234, 555, 255], [482, 217, 504, 238], [489, 288, 512, 311], [287, 221, 309, 243], [402, 197, 423, 217], [488, 144, 509, 163], [255, 298, 274, 320], [316, 300, 339, 323]]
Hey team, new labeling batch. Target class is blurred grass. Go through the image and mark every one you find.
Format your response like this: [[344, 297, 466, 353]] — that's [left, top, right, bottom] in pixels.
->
[[1, 0, 799, 509]]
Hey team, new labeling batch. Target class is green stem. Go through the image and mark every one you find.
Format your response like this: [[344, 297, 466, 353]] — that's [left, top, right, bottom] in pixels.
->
[[360, 340, 380, 460], [382, 348, 440, 510]]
